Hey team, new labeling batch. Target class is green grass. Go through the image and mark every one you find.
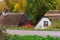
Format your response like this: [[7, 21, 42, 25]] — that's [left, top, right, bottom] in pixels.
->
[[0, 24, 60, 31], [4, 25, 60, 31], [5, 27, 60, 31], [6, 35, 60, 40]]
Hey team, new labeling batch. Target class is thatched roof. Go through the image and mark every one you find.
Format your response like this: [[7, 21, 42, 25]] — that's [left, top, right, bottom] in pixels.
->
[[44, 10, 60, 17], [0, 13, 28, 26], [46, 10, 60, 14]]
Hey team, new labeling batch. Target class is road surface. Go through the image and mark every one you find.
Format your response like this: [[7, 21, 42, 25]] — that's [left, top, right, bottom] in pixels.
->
[[6, 29, 60, 37]]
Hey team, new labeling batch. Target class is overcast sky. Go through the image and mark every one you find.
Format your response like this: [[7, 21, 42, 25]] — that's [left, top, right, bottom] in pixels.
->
[[0, 0, 3, 1]]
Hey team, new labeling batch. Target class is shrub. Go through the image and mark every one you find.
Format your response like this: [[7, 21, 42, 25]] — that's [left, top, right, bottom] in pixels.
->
[[6, 35, 60, 40], [0, 28, 6, 40]]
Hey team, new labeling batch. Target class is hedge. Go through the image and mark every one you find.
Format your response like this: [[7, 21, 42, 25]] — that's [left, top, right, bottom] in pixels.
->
[[5, 35, 60, 40]]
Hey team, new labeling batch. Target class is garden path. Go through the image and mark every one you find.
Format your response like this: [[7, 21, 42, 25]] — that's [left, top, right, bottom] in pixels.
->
[[6, 29, 60, 37]]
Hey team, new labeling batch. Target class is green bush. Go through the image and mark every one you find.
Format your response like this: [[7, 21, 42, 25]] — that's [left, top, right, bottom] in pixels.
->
[[6, 35, 60, 40]]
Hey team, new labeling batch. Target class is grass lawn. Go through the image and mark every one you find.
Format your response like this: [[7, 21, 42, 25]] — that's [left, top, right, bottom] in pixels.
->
[[4, 27, 60, 31], [0, 26, 60, 31]]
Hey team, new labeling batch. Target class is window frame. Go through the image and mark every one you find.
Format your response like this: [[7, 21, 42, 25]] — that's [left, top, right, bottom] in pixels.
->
[[44, 21, 48, 27]]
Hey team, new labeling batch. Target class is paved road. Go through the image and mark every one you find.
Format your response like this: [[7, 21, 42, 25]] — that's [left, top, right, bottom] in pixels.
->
[[6, 29, 60, 37]]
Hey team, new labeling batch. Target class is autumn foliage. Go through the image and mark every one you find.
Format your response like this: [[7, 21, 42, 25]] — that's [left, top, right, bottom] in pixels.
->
[[4, 0, 26, 13]]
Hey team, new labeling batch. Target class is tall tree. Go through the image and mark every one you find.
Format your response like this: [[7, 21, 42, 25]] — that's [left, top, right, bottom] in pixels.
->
[[25, 0, 56, 25]]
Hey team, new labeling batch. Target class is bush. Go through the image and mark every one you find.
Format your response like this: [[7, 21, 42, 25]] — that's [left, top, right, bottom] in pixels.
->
[[6, 35, 60, 40], [48, 18, 60, 29], [0, 28, 6, 40]]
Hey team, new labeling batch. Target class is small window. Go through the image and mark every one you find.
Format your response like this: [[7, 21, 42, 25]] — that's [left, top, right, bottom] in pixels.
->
[[44, 21, 48, 27]]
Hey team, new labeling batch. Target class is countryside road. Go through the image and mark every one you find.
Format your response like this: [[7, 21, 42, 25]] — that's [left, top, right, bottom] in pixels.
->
[[6, 29, 60, 37]]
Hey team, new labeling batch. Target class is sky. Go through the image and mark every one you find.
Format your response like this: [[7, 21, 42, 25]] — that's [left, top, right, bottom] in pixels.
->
[[0, 0, 3, 1]]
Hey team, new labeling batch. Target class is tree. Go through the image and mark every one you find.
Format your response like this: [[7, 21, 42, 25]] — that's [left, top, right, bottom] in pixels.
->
[[25, 0, 56, 25], [0, 1, 6, 11], [13, 3, 21, 12], [4, 0, 26, 13], [56, 0, 60, 10], [4, 0, 14, 12], [13, 0, 26, 13], [0, 5, 3, 11]]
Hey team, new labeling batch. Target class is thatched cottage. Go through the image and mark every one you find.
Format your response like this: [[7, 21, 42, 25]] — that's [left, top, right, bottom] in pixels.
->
[[0, 13, 32, 27], [35, 10, 60, 29]]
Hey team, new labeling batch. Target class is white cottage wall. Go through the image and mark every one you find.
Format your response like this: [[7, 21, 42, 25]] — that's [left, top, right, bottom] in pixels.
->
[[35, 17, 51, 29]]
